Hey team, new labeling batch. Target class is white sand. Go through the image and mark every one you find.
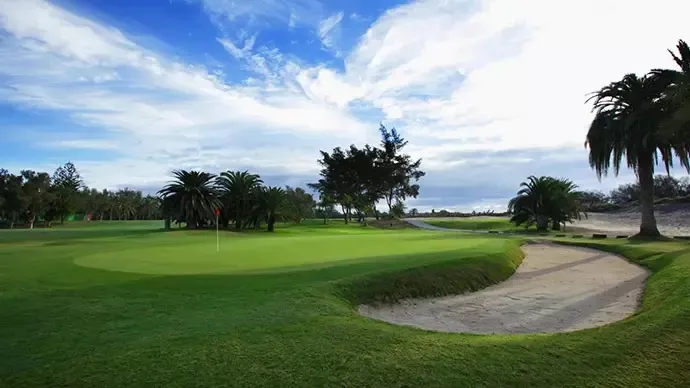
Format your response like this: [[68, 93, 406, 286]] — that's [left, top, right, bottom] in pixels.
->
[[358, 243, 648, 334], [569, 212, 690, 236]]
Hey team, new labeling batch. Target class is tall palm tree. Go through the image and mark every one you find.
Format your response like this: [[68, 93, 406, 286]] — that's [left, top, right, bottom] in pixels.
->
[[217, 170, 263, 230], [157, 170, 219, 229], [585, 73, 690, 237], [264, 186, 285, 232]]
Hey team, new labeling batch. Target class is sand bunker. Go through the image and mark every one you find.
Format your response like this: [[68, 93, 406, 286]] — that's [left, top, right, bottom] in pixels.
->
[[359, 243, 648, 334]]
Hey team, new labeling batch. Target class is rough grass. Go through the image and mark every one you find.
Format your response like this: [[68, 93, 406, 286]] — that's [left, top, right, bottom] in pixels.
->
[[1, 221, 689, 387], [423, 216, 539, 232]]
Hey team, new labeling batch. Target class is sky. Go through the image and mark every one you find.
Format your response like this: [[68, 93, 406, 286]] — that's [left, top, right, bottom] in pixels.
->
[[1, 0, 689, 212]]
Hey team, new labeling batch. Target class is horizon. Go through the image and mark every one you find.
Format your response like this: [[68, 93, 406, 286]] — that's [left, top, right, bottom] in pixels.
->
[[2, 0, 689, 213]]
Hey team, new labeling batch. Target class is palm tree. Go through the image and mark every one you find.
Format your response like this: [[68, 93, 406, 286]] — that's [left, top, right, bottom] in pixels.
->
[[157, 170, 219, 229], [217, 170, 263, 230], [585, 72, 690, 237], [508, 176, 555, 231], [652, 40, 690, 139], [547, 178, 585, 231], [140, 195, 161, 220], [264, 186, 285, 232]]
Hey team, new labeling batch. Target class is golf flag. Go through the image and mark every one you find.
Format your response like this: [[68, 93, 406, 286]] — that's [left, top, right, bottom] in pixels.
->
[[215, 208, 220, 252]]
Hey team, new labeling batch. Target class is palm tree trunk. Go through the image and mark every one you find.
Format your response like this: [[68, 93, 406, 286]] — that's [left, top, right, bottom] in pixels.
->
[[551, 220, 561, 231], [267, 215, 276, 232], [637, 158, 661, 237]]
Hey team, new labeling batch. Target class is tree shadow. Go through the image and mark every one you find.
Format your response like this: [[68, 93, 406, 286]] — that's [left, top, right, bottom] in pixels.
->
[[0, 228, 167, 245], [517, 273, 649, 333], [517, 253, 610, 280]]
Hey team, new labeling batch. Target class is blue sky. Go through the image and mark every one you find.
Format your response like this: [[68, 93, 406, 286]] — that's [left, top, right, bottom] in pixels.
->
[[1, 0, 689, 212]]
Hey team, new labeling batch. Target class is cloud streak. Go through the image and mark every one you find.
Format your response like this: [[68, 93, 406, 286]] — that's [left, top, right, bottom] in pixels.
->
[[190, 0, 324, 28], [318, 11, 344, 49]]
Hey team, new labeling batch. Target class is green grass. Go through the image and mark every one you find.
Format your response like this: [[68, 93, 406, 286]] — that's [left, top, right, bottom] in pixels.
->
[[423, 216, 535, 232], [1, 221, 689, 387]]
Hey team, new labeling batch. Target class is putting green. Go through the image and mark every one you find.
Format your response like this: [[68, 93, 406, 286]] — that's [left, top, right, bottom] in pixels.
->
[[74, 232, 500, 275]]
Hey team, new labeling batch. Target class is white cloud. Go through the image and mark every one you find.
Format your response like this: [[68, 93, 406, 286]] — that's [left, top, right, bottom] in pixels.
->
[[2, 0, 689, 205], [49, 139, 121, 150], [318, 11, 343, 48], [192, 0, 323, 28], [0, 0, 371, 190], [298, 0, 690, 167]]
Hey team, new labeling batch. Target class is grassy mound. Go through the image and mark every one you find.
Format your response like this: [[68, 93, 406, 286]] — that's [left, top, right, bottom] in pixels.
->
[[340, 242, 524, 305]]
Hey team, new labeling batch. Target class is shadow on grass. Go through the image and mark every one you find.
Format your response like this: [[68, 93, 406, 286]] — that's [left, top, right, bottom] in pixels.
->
[[401, 232, 525, 243], [0, 228, 168, 245]]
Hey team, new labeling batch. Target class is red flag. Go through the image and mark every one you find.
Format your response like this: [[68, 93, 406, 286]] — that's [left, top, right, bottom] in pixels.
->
[[215, 208, 220, 217]]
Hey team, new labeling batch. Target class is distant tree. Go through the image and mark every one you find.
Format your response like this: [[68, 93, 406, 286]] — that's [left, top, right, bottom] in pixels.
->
[[547, 178, 585, 231], [263, 186, 285, 232], [311, 125, 425, 225], [20, 170, 52, 229], [217, 170, 263, 230], [609, 183, 640, 204], [390, 200, 406, 219], [284, 186, 315, 224], [508, 176, 584, 231], [679, 177, 690, 196], [653, 175, 682, 198], [158, 170, 220, 229], [315, 192, 336, 224], [51, 162, 83, 224], [311, 147, 354, 224], [579, 190, 608, 209], [0, 169, 7, 219], [0, 172, 25, 228], [377, 125, 425, 213]]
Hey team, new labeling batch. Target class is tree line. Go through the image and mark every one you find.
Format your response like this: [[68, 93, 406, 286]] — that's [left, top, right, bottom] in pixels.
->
[[309, 125, 425, 225], [0, 162, 161, 229], [579, 175, 690, 211], [158, 170, 316, 232], [158, 124, 425, 231]]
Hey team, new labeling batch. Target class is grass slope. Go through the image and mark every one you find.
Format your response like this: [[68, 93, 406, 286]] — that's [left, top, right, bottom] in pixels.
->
[[423, 216, 526, 231], [1, 220, 689, 387]]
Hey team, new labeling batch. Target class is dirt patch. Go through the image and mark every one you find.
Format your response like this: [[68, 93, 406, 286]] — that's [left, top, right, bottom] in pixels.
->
[[358, 243, 648, 334]]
